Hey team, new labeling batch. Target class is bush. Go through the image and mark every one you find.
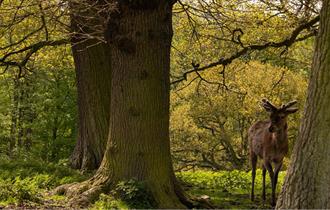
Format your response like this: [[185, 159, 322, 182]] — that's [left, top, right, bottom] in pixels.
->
[[0, 177, 41, 205], [0, 158, 89, 206], [113, 179, 156, 209], [92, 179, 156, 209]]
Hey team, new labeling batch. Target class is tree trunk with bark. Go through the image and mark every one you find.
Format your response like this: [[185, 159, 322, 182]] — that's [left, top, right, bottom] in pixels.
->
[[57, 1, 196, 208], [276, 1, 330, 208], [69, 35, 112, 170], [8, 78, 20, 157]]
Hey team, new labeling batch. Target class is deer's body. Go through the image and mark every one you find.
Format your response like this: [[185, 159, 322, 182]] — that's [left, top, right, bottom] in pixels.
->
[[249, 120, 288, 162], [249, 99, 298, 207]]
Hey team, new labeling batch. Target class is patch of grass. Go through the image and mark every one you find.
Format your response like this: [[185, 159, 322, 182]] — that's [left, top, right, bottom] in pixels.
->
[[0, 158, 286, 209], [178, 170, 285, 209], [91, 194, 129, 210], [0, 158, 88, 187]]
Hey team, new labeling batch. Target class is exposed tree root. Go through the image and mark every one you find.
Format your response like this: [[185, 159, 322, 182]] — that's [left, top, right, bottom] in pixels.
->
[[174, 180, 215, 209], [53, 173, 214, 209], [52, 173, 111, 208]]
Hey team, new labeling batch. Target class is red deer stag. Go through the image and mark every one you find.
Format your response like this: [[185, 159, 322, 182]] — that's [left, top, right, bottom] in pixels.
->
[[249, 99, 298, 207]]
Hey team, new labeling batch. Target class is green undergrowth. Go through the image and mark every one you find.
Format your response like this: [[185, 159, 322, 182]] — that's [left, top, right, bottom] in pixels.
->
[[92, 179, 156, 209], [91, 170, 286, 209], [177, 170, 286, 209], [0, 158, 89, 207], [0, 158, 286, 209]]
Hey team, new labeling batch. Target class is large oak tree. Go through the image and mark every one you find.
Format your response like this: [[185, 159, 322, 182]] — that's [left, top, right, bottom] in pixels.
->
[[58, 0, 192, 208], [276, 0, 330, 208]]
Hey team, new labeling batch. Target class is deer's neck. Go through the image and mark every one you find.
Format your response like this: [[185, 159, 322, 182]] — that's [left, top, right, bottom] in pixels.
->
[[273, 123, 288, 143]]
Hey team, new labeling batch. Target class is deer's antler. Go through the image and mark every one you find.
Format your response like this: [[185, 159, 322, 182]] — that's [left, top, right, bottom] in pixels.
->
[[280, 100, 297, 111], [261, 99, 277, 112]]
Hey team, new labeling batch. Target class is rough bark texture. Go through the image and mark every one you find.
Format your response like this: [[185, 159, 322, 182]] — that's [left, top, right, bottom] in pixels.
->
[[276, 1, 330, 208], [69, 39, 111, 170], [100, 2, 184, 206], [60, 1, 194, 208], [68, 0, 114, 170]]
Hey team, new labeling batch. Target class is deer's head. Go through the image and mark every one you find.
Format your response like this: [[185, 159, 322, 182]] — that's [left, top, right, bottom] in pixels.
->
[[261, 99, 298, 133]]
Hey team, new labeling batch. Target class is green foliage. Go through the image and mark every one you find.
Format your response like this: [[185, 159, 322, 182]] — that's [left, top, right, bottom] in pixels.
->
[[177, 170, 285, 209], [0, 158, 87, 186], [92, 179, 156, 209], [177, 170, 285, 194], [0, 177, 41, 205], [112, 179, 156, 209], [91, 194, 129, 210], [171, 60, 308, 170], [0, 46, 77, 162], [172, 1, 314, 78], [0, 158, 88, 207], [170, 0, 314, 172]]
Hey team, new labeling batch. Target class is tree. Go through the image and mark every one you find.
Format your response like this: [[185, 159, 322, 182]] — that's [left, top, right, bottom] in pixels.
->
[[276, 1, 330, 208], [68, 0, 115, 170], [69, 36, 111, 171], [56, 0, 193, 208], [0, 0, 110, 169]]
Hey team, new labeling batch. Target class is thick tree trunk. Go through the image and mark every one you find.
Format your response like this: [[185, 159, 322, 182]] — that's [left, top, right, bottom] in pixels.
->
[[59, 1, 193, 208], [69, 39, 111, 170], [276, 1, 330, 208], [98, 2, 183, 205], [68, 0, 114, 170]]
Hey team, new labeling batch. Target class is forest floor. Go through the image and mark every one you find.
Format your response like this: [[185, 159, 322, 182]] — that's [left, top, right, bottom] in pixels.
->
[[0, 158, 281, 209]]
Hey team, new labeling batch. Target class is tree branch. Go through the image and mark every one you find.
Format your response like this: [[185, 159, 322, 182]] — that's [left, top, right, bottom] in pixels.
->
[[0, 39, 70, 68], [171, 15, 320, 85]]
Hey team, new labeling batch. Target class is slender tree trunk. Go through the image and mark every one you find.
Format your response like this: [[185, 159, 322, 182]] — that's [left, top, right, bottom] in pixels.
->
[[51, 114, 59, 160], [276, 1, 330, 208], [58, 1, 193, 208], [69, 37, 112, 169], [17, 85, 24, 150], [9, 78, 19, 157], [24, 121, 32, 150], [23, 80, 33, 151]]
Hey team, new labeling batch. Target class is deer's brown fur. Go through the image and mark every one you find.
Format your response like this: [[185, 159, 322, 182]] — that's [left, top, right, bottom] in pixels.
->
[[249, 99, 298, 207]]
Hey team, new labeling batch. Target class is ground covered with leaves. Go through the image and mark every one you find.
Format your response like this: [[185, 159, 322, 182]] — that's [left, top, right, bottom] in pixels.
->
[[0, 158, 285, 209]]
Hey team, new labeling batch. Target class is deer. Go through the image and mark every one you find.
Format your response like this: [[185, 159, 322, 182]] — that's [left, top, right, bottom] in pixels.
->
[[248, 99, 298, 207]]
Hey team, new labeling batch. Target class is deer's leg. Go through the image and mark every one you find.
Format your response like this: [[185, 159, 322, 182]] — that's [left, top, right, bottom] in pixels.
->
[[250, 153, 257, 201], [262, 164, 266, 202], [272, 161, 283, 207], [264, 161, 275, 206]]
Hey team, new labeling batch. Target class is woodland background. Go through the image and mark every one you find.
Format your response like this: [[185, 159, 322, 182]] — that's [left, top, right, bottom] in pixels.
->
[[0, 0, 324, 209]]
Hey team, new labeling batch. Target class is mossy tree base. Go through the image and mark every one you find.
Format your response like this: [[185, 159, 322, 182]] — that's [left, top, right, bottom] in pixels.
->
[[53, 170, 214, 208], [54, 174, 190, 208]]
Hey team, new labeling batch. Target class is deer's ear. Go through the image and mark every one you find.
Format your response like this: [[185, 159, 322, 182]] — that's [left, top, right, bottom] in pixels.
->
[[285, 108, 298, 114]]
